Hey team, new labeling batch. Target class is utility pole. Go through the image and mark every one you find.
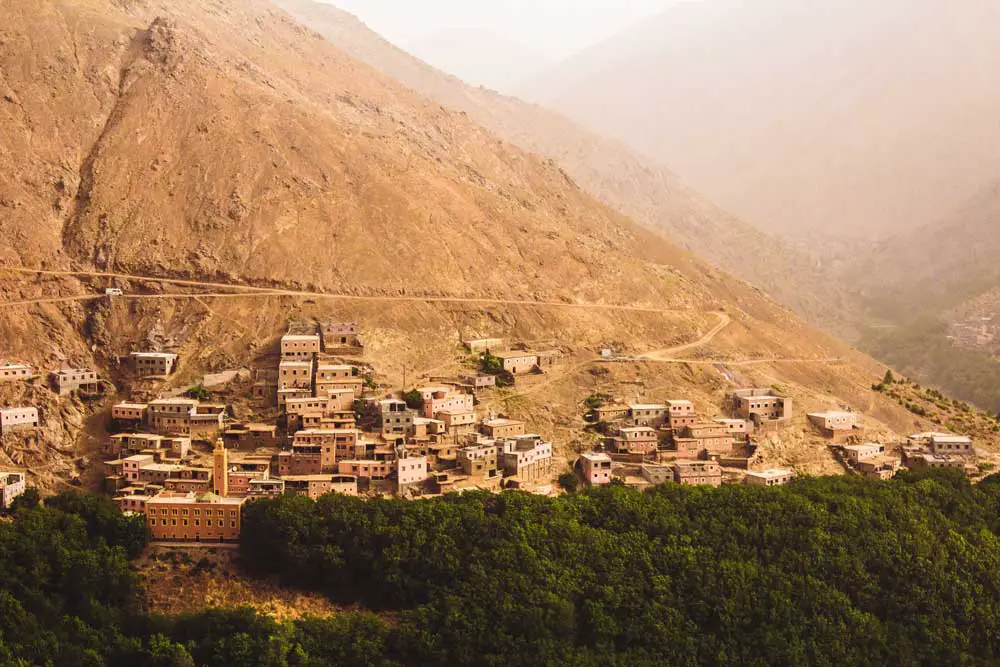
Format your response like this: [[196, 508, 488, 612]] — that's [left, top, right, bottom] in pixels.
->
[[397, 362, 415, 392]]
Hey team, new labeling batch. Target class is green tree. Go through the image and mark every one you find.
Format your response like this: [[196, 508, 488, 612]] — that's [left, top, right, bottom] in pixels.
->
[[186, 384, 212, 401], [402, 390, 424, 411], [8, 487, 40, 513], [558, 472, 580, 493]]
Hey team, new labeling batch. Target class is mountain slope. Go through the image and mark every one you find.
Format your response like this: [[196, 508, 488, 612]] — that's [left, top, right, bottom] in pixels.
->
[[860, 183, 1000, 315], [524, 0, 1000, 241], [0, 0, 962, 489], [850, 184, 1000, 411], [270, 0, 849, 330]]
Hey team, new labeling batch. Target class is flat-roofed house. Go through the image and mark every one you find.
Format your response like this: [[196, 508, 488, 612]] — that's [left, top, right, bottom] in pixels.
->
[[595, 404, 629, 422], [438, 410, 477, 435], [808, 411, 862, 441], [640, 464, 673, 486], [131, 352, 177, 377], [293, 428, 359, 464], [856, 457, 901, 480], [189, 405, 226, 441], [494, 351, 538, 375], [278, 445, 323, 476], [615, 426, 658, 456], [122, 454, 155, 483], [629, 404, 669, 428], [808, 412, 858, 432], [145, 492, 245, 542], [580, 452, 613, 486], [481, 418, 526, 439], [277, 387, 311, 407], [320, 322, 363, 351], [0, 407, 39, 434], [111, 402, 148, 429], [314, 364, 357, 391], [680, 422, 733, 456], [928, 434, 974, 456], [458, 443, 499, 479], [745, 469, 795, 487], [732, 388, 791, 422], [283, 474, 358, 499], [0, 363, 34, 383], [714, 418, 752, 437], [52, 369, 99, 396], [396, 456, 429, 493], [280, 333, 321, 360], [337, 459, 392, 481], [421, 389, 473, 419], [148, 398, 198, 436], [666, 400, 697, 428], [278, 360, 313, 391], [499, 435, 553, 482], [0, 471, 26, 509], [843, 443, 885, 465], [672, 460, 722, 488], [378, 400, 415, 438], [247, 478, 285, 499]]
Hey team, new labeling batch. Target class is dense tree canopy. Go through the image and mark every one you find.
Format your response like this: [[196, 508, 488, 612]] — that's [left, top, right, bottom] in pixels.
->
[[7, 474, 1000, 665]]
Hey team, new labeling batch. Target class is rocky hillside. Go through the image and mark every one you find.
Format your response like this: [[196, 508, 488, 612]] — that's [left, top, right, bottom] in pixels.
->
[[0, 0, 954, 488], [270, 0, 849, 331]]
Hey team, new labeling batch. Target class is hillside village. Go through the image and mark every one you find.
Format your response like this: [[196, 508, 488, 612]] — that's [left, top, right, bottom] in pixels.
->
[[0, 316, 992, 542]]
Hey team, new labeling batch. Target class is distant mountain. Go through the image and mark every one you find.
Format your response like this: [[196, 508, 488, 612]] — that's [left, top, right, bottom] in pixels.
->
[[850, 184, 1000, 411], [273, 0, 851, 330], [523, 0, 1000, 241], [858, 182, 1000, 317], [404, 29, 552, 93]]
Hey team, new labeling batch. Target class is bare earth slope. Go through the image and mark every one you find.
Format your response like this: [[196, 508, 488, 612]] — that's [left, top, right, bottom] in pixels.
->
[[269, 0, 847, 329], [0, 0, 951, 488]]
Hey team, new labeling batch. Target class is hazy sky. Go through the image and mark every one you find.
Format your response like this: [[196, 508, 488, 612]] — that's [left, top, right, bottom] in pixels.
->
[[324, 0, 671, 90]]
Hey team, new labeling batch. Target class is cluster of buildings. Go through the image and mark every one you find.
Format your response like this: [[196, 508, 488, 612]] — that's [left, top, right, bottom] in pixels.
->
[[839, 443, 901, 480], [0, 362, 106, 437], [101, 323, 558, 542], [578, 390, 798, 489], [592, 392, 776, 465], [901, 432, 979, 476]]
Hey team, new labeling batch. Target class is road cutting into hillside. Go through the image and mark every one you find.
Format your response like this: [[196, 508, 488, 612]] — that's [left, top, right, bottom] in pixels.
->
[[0, 266, 709, 315], [636, 312, 731, 360]]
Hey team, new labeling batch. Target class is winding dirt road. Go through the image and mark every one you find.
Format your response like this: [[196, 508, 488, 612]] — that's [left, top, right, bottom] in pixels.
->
[[637, 312, 731, 361]]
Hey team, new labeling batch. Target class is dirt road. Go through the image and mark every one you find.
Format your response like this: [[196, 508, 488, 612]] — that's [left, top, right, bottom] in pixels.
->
[[1, 267, 698, 315], [637, 312, 731, 361]]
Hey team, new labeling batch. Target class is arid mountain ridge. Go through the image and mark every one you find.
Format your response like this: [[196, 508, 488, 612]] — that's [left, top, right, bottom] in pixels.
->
[[273, 0, 849, 331], [0, 0, 969, 488]]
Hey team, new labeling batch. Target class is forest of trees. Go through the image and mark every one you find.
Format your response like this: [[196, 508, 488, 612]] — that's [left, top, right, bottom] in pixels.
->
[[6, 472, 1000, 665]]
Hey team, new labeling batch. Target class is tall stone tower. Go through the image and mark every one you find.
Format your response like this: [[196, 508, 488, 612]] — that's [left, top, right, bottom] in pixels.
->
[[213, 439, 229, 497]]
